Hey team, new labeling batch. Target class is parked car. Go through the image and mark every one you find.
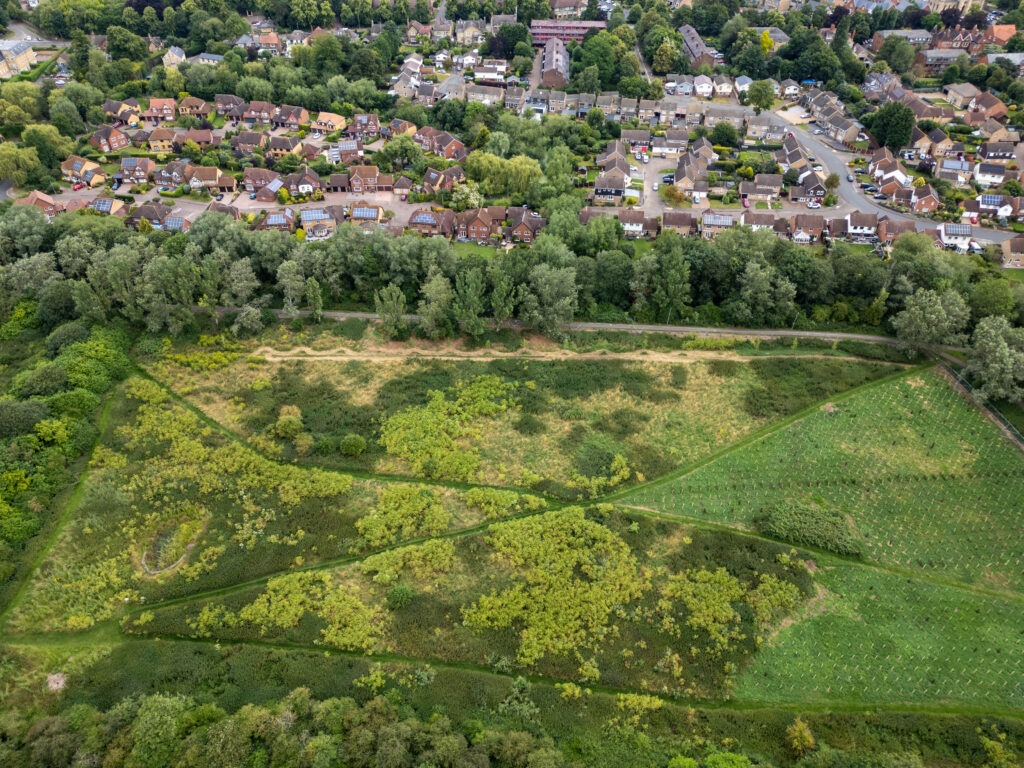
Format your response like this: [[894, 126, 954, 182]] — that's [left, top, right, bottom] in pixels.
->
[[652, 182, 659, 191], [859, 182, 873, 189], [158, 186, 170, 192], [643, 155, 649, 164], [662, 174, 675, 183], [813, 165, 823, 172], [813, 129, 824, 135], [846, 174, 854, 182], [873, 193, 888, 200], [111, 180, 122, 191], [72, 182, 84, 191], [742, 197, 750, 208], [249, 192, 257, 199], [806, 201, 821, 209], [215, 193, 225, 201]]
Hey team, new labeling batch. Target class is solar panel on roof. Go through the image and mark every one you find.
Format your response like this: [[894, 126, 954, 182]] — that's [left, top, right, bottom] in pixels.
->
[[352, 207, 378, 218], [982, 194, 1003, 205], [946, 223, 971, 235], [411, 212, 435, 224]]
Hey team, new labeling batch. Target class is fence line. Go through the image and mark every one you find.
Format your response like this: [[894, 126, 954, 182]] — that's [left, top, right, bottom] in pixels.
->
[[942, 365, 1024, 450]]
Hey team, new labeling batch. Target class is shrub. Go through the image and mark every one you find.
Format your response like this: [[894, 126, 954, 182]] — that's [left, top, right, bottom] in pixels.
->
[[513, 413, 545, 434], [387, 584, 415, 610], [15, 363, 68, 397], [46, 322, 90, 359], [0, 399, 49, 440], [274, 405, 304, 440], [755, 501, 863, 557], [339, 433, 367, 457]]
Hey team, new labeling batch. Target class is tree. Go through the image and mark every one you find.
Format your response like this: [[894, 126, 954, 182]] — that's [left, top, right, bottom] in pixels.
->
[[966, 315, 1024, 401], [0, 204, 49, 263], [451, 181, 483, 212], [374, 282, 407, 339], [877, 35, 915, 73], [710, 122, 739, 147], [825, 172, 840, 192], [970, 279, 1016, 321], [786, 718, 816, 757], [652, 40, 679, 75], [0, 143, 42, 189], [518, 264, 577, 336], [276, 260, 306, 316], [417, 267, 453, 339], [453, 267, 487, 338], [725, 261, 796, 327], [221, 258, 260, 307], [21, 124, 74, 169], [892, 288, 969, 353], [305, 277, 323, 322], [746, 80, 774, 114], [867, 102, 915, 151]]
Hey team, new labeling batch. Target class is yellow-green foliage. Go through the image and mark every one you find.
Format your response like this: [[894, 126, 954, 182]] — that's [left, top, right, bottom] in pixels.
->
[[462, 508, 646, 666], [214, 571, 387, 652], [658, 568, 747, 655], [614, 693, 664, 731], [380, 376, 518, 481], [747, 574, 802, 634], [355, 485, 449, 548], [461, 488, 546, 519], [360, 539, 457, 585]]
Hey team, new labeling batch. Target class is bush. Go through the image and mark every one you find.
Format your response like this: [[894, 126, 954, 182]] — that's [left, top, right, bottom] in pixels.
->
[[274, 405, 304, 440], [755, 501, 863, 557], [513, 413, 545, 434], [0, 399, 49, 440], [339, 433, 367, 457], [45, 322, 90, 359], [15, 363, 68, 397], [387, 584, 415, 610]]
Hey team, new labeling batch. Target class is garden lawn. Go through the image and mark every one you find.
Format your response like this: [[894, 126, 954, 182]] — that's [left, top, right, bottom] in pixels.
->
[[621, 368, 1024, 591]]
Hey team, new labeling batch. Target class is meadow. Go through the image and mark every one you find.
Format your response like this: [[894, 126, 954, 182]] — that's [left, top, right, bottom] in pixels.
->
[[622, 369, 1024, 591], [4, 326, 1024, 767], [141, 328, 904, 497]]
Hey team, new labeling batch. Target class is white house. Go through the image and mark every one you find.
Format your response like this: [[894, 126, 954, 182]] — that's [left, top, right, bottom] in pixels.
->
[[735, 75, 753, 93], [781, 79, 800, 98], [939, 222, 973, 251], [974, 162, 1006, 188], [694, 75, 714, 98], [847, 211, 878, 239]]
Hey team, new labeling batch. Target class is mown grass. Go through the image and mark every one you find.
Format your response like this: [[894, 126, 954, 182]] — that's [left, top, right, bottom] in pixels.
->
[[623, 369, 1024, 591], [735, 561, 1024, 710]]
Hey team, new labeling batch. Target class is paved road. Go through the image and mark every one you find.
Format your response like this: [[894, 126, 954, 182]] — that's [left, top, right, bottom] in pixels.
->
[[794, 126, 1016, 245], [3, 20, 68, 48], [634, 44, 652, 80]]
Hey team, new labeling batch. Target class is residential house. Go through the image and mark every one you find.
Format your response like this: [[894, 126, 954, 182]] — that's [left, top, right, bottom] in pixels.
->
[[978, 142, 1016, 164], [1001, 236, 1024, 267], [255, 208, 297, 233], [679, 24, 715, 69], [406, 20, 431, 42], [298, 208, 338, 241], [409, 208, 457, 237], [242, 101, 275, 126], [619, 209, 661, 239], [255, 178, 285, 203], [877, 217, 917, 245], [700, 211, 735, 239], [541, 37, 570, 89], [14, 191, 65, 220], [741, 173, 783, 201], [662, 210, 698, 236], [178, 96, 211, 119], [127, 203, 170, 230], [89, 125, 130, 154], [243, 167, 281, 192], [823, 113, 859, 145], [976, 192, 1020, 219], [266, 136, 301, 160], [116, 156, 154, 184], [740, 211, 778, 232], [272, 105, 309, 130], [143, 97, 176, 123], [422, 166, 465, 195], [910, 183, 941, 214], [457, 206, 507, 242], [552, 0, 585, 18], [943, 81, 981, 109], [0, 41, 36, 78], [231, 131, 267, 156], [507, 206, 547, 243], [780, 79, 800, 99], [790, 214, 825, 244], [186, 165, 235, 193], [214, 94, 245, 116], [712, 75, 733, 96], [745, 114, 785, 143], [620, 129, 652, 152], [928, 128, 954, 157], [971, 91, 1008, 121], [162, 46, 185, 69], [347, 114, 381, 141], [594, 167, 630, 202], [323, 140, 364, 164], [281, 167, 322, 197], [413, 126, 468, 160], [938, 222, 972, 250], [938, 158, 973, 187], [102, 99, 141, 127], [348, 201, 385, 227], [871, 28, 932, 51], [916, 48, 962, 74], [86, 197, 125, 219], [312, 111, 346, 137], [349, 165, 394, 194], [847, 211, 878, 240], [147, 128, 175, 154], [704, 105, 745, 129], [974, 162, 1007, 187], [154, 161, 189, 187], [693, 75, 714, 98], [931, 25, 980, 50], [386, 118, 418, 138], [177, 128, 213, 150], [60, 155, 106, 187]]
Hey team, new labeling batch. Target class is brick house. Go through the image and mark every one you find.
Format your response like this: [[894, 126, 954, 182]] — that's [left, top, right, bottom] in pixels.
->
[[409, 207, 457, 237], [349, 165, 394, 194], [89, 125, 130, 154], [457, 206, 507, 242]]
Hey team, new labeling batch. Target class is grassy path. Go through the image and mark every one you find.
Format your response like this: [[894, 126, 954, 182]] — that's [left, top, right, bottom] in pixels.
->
[[0, 396, 115, 632]]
